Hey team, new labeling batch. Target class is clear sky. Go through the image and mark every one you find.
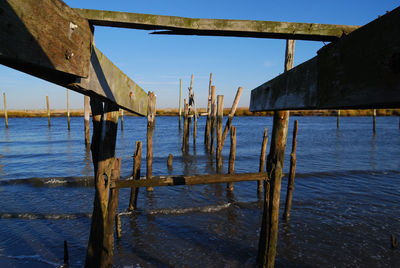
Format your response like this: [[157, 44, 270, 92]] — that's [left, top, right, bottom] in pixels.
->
[[1, 0, 398, 110]]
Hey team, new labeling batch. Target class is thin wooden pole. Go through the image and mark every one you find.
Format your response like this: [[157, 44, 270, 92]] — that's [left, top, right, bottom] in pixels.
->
[[120, 109, 124, 131], [179, 79, 182, 129], [210, 86, 217, 153], [216, 95, 224, 172], [84, 96, 90, 146], [283, 120, 298, 221], [227, 126, 236, 191], [67, 89, 70, 130], [3, 93, 8, 128], [337, 110, 340, 128], [204, 73, 213, 146], [373, 109, 376, 133], [193, 93, 197, 148], [258, 127, 268, 193], [46, 95, 51, 127], [258, 39, 294, 268], [182, 99, 189, 152], [167, 154, 173, 170], [129, 141, 142, 211], [221, 86, 243, 147], [147, 92, 156, 192]]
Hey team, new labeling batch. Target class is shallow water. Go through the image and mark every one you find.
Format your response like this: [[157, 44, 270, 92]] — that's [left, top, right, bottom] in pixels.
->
[[0, 116, 399, 267]]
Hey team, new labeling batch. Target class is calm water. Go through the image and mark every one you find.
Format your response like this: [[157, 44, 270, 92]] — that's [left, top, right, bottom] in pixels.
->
[[0, 116, 399, 267]]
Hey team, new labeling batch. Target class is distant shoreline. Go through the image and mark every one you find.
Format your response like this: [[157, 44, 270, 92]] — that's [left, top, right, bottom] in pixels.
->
[[1, 108, 399, 118]]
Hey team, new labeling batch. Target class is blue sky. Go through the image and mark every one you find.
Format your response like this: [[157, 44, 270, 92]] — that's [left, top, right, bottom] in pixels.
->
[[1, 0, 398, 110]]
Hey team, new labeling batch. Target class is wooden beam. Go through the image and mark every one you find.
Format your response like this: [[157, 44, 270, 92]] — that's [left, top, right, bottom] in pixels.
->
[[250, 7, 400, 111], [0, 0, 92, 79], [73, 8, 359, 42], [111, 172, 269, 189]]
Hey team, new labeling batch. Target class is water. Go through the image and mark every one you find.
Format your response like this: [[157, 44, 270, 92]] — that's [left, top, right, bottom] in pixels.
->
[[0, 116, 399, 267]]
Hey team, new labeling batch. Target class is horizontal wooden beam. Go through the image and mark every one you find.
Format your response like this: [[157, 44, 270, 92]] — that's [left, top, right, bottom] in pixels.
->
[[250, 6, 400, 111], [73, 8, 359, 41], [111, 172, 269, 189]]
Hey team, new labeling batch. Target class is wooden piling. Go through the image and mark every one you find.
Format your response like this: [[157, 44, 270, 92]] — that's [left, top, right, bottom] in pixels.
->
[[373, 109, 376, 133], [3, 93, 8, 128], [85, 99, 120, 268], [46, 95, 50, 127], [227, 126, 236, 191], [210, 86, 217, 153], [182, 99, 189, 152], [283, 120, 298, 221], [337, 110, 340, 128], [64, 240, 69, 266], [120, 109, 124, 131], [204, 73, 213, 146], [221, 86, 243, 147], [167, 154, 173, 170], [84, 96, 90, 146], [258, 39, 294, 268], [258, 128, 268, 193], [147, 92, 156, 192], [216, 95, 224, 172], [129, 141, 142, 211], [115, 214, 122, 239], [67, 89, 70, 130], [179, 79, 182, 129]]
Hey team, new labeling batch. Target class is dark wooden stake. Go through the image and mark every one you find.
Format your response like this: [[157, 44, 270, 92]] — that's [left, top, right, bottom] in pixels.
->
[[216, 95, 224, 172], [283, 120, 299, 221], [64, 240, 69, 266], [204, 73, 213, 146], [373, 109, 376, 133], [85, 99, 120, 268], [258, 127, 268, 193], [182, 99, 189, 152], [257, 39, 294, 268], [227, 126, 236, 191], [221, 86, 243, 147], [46, 95, 51, 127], [128, 141, 142, 211], [337, 110, 340, 128], [167, 154, 173, 170], [67, 89, 70, 130], [3, 93, 8, 128], [84, 96, 90, 146], [147, 92, 156, 192], [210, 86, 217, 153]]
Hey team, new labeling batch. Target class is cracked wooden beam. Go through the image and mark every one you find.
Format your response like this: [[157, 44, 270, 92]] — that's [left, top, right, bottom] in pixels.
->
[[73, 8, 359, 41], [250, 6, 400, 111]]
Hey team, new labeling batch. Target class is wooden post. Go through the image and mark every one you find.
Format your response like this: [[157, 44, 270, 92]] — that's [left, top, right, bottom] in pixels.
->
[[46, 95, 51, 127], [337, 110, 340, 128], [167, 154, 173, 170], [179, 79, 182, 129], [258, 127, 268, 193], [115, 214, 122, 239], [283, 120, 298, 221], [64, 240, 69, 266], [216, 95, 224, 172], [373, 109, 376, 133], [3, 93, 8, 128], [67, 89, 70, 130], [85, 99, 120, 268], [193, 94, 197, 149], [221, 86, 243, 147], [147, 92, 156, 192], [204, 73, 213, 146], [227, 126, 236, 191], [84, 96, 90, 146], [210, 86, 217, 153], [182, 99, 189, 152], [128, 141, 142, 211], [120, 109, 124, 131], [258, 39, 294, 268]]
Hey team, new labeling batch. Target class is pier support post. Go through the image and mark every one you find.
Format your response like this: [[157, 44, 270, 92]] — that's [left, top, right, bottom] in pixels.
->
[[3, 93, 8, 128], [179, 79, 182, 129], [221, 87, 243, 147], [120, 109, 124, 131], [283, 120, 298, 221], [209, 86, 217, 153], [227, 126, 236, 191], [337, 110, 340, 128], [216, 95, 224, 172], [129, 141, 142, 211], [85, 98, 120, 268], [146, 92, 156, 192], [204, 73, 213, 147], [373, 109, 376, 133], [84, 96, 91, 146], [46, 95, 51, 127], [258, 128, 268, 193], [67, 89, 70, 130]]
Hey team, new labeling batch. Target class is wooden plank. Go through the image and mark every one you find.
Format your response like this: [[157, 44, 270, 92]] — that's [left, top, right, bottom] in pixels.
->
[[71, 46, 148, 115], [0, 0, 92, 78], [74, 9, 359, 41], [250, 7, 400, 111], [111, 172, 269, 189]]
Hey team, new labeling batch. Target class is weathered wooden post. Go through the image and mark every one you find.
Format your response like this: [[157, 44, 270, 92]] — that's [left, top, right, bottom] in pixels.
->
[[209, 86, 217, 153], [227, 126, 236, 191], [221, 86, 243, 147], [167, 154, 173, 170], [258, 128, 268, 193], [179, 79, 182, 129], [257, 39, 294, 268], [120, 109, 124, 131], [84, 96, 90, 146], [128, 141, 142, 211], [85, 99, 121, 268], [182, 99, 189, 152], [204, 73, 213, 147], [147, 92, 156, 192], [115, 214, 122, 239], [373, 109, 376, 133], [67, 89, 71, 130], [283, 120, 298, 221], [216, 95, 224, 172], [337, 110, 340, 128], [46, 95, 51, 127], [3, 93, 8, 128]]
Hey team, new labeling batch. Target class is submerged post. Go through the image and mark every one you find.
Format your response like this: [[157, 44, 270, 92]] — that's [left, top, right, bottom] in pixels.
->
[[337, 110, 340, 128], [46, 95, 51, 127], [221, 86, 243, 147], [227, 126, 236, 191], [129, 141, 142, 211], [147, 92, 156, 192], [67, 89, 70, 130], [283, 120, 299, 221], [258, 39, 294, 268], [84, 96, 90, 146], [210, 86, 217, 153], [258, 128, 268, 193], [216, 95, 224, 172], [373, 109, 376, 133], [179, 79, 182, 129], [205, 73, 213, 146], [3, 93, 8, 128]]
